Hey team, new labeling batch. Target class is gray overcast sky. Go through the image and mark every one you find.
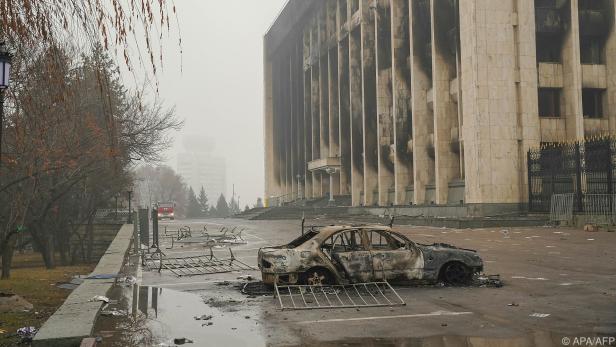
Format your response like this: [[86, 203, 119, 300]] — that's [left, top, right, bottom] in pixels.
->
[[136, 0, 287, 206]]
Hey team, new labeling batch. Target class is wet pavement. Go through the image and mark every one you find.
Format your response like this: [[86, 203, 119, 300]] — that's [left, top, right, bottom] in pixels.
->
[[92, 218, 616, 346]]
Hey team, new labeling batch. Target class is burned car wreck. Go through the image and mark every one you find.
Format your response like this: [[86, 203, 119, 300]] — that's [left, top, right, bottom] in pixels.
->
[[258, 225, 483, 286]]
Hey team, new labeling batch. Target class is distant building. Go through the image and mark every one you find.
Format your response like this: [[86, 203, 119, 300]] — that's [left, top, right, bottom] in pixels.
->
[[177, 136, 227, 202]]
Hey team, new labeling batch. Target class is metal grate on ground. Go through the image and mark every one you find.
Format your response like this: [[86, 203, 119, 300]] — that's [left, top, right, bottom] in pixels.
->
[[274, 282, 405, 310], [144, 248, 256, 277]]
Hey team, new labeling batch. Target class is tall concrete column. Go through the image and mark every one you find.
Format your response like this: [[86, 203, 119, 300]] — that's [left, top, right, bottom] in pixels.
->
[[338, 3, 352, 196], [563, 0, 584, 139], [391, 0, 413, 205], [430, 0, 460, 205], [263, 40, 282, 203], [375, 0, 395, 206], [410, 0, 435, 205], [311, 23, 323, 198], [350, 10, 365, 206], [516, 0, 541, 204], [290, 47, 298, 201], [304, 30, 314, 200], [295, 40, 306, 201], [328, 1, 341, 197], [361, 0, 379, 206], [459, 0, 527, 205], [606, 1, 616, 132]]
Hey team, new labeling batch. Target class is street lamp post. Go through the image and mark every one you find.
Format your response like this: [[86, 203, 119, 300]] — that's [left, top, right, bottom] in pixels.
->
[[0, 42, 13, 168], [325, 168, 337, 206], [127, 190, 134, 223], [296, 174, 303, 200]]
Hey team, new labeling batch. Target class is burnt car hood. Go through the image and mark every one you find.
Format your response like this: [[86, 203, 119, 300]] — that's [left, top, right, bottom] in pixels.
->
[[418, 242, 477, 253]]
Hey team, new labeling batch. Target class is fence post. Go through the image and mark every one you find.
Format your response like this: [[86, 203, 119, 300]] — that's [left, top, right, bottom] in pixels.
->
[[607, 141, 614, 214], [527, 151, 533, 212], [575, 143, 583, 213], [151, 208, 159, 248], [132, 210, 139, 254]]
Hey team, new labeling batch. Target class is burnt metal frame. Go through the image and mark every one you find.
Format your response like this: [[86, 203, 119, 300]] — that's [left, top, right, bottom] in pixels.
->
[[274, 282, 406, 310], [144, 247, 255, 277]]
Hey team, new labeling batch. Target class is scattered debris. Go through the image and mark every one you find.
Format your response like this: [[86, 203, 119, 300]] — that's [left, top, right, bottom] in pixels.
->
[[55, 282, 79, 290], [17, 326, 37, 343], [119, 276, 137, 286], [529, 313, 551, 318], [202, 322, 214, 327], [89, 296, 110, 303], [241, 282, 274, 296], [511, 276, 548, 281], [101, 308, 127, 317], [473, 274, 503, 288], [507, 303, 519, 307], [86, 274, 118, 280], [584, 224, 599, 232], [237, 275, 255, 281], [215, 281, 232, 286], [173, 337, 194, 345], [0, 293, 34, 313], [194, 315, 213, 321]]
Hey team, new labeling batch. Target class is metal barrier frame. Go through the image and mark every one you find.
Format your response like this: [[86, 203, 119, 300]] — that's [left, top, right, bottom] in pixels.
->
[[274, 282, 406, 310]]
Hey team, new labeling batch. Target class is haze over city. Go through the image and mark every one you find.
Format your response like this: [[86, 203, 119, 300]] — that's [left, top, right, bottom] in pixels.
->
[[127, 0, 287, 206]]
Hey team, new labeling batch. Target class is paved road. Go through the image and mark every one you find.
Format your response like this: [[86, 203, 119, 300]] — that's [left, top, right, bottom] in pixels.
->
[[97, 218, 616, 346]]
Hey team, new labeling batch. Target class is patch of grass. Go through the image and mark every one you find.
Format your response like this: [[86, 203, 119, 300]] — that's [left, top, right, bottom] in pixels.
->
[[0, 252, 95, 346]]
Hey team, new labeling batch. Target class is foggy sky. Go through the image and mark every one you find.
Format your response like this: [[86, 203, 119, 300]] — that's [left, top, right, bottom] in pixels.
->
[[133, 1, 287, 207]]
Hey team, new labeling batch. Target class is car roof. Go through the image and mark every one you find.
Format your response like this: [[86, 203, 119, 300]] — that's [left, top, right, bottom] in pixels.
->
[[309, 225, 393, 241]]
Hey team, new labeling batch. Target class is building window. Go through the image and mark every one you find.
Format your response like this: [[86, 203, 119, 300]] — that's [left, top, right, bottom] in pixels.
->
[[580, 36, 605, 64], [538, 88, 561, 117], [536, 35, 562, 63], [582, 88, 604, 118]]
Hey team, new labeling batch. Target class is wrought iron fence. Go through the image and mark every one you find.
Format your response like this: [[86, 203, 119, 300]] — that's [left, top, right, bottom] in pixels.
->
[[528, 138, 616, 213]]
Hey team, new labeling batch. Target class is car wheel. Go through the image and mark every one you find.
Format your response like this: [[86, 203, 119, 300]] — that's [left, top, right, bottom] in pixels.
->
[[442, 262, 471, 286], [301, 268, 335, 286]]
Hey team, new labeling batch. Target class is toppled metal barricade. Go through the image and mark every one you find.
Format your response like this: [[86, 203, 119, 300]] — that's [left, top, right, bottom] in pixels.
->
[[162, 226, 247, 249], [144, 247, 255, 277], [274, 282, 405, 310]]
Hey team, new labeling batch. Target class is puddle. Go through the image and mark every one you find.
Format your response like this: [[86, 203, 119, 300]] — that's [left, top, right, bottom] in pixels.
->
[[93, 285, 266, 347], [292, 333, 590, 347]]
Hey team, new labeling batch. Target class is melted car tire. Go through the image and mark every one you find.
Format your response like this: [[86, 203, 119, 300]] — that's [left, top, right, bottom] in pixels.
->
[[442, 262, 471, 286], [300, 268, 336, 285]]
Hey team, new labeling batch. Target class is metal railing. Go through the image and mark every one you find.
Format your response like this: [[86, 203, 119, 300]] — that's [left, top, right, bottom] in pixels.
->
[[274, 282, 406, 311]]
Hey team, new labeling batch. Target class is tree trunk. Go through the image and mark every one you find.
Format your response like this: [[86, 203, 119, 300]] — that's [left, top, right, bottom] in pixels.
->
[[86, 216, 94, 263], [1, 236, 17, 280]]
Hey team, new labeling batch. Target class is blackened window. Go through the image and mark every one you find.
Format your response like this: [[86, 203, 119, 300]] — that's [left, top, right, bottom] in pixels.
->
[[583, 88, 604, 118], [538, 88, 561, 117], [580, 36, 604, 64], [536, 35, 562, 62], [536, 0, 558, 7]]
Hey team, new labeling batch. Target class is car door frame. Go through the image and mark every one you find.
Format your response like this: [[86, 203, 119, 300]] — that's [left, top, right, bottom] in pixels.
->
[[320, 229, 374, 283], [366, 229, 423, 281]]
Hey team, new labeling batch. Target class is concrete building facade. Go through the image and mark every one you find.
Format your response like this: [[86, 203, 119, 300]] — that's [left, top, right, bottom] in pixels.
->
[[264, 0, 616, 211]]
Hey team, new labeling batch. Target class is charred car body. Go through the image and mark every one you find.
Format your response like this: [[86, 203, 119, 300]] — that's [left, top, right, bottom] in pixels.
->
[[258, 225, 483, 286]]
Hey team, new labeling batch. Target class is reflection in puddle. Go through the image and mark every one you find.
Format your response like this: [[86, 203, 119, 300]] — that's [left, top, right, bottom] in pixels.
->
[[94, 284, 266, 347]]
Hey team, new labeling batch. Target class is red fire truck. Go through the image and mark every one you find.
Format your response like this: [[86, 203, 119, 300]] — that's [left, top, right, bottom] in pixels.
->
[[157, 202, 175, 220]]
